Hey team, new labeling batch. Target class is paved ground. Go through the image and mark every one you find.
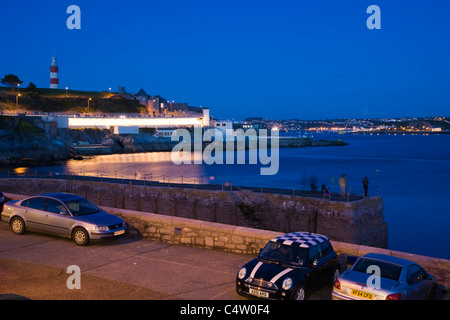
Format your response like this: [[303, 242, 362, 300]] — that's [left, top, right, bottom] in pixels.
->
[[0, 222, 333, 300]]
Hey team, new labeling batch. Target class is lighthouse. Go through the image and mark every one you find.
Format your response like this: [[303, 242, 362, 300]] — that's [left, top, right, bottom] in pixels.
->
[[50, 56, 59, 89]]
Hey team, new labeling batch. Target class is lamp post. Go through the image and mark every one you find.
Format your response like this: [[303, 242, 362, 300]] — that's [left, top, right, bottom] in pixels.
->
[[16, 84, 20, 110], [88, 97, 92, 114]]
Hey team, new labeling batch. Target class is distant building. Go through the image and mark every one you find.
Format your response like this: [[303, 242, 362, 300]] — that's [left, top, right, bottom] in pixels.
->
[[168, 102, 188, 112], [118, 86, 135, 100], [113, 86, 210, 126], [48, 114, 209, 129], [148, 96, 161, 116], [214, 120, 233, 135], [135, 88, 150, 106], [113, 126, 140, 135]]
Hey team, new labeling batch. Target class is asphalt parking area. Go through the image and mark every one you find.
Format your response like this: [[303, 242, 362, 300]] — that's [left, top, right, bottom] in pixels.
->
[[0, 222, 333, 300]]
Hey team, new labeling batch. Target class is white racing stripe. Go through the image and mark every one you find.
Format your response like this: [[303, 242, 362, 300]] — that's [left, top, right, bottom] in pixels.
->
[[270, 268, 294, 283], [250, 261, 263, 278], [250, 261, 294, 284]]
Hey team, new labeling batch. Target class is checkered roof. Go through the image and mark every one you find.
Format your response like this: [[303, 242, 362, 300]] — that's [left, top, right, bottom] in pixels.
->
[[271, 232, 328, 248]]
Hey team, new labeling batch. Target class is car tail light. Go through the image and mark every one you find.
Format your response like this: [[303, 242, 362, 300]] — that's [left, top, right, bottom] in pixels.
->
[[386, 293, 402, 300], [333, 279, 341, 290]]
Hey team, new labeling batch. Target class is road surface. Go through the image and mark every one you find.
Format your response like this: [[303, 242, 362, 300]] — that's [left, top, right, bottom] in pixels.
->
[[0, 222, 333, 300]]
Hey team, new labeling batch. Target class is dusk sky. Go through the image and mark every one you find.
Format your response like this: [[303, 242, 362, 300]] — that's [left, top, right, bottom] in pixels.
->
[[1, 0, 449, 120]]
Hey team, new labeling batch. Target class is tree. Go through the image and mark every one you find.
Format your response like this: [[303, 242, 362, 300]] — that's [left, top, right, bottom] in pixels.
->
[[27, 82, 38, 93], [1, 74, 23, 89]]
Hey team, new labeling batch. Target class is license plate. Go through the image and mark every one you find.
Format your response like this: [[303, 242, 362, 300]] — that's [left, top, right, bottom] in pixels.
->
[[249, 288, 269, 298], [114, 229, 125, 236], [351, 289, 373, 300]]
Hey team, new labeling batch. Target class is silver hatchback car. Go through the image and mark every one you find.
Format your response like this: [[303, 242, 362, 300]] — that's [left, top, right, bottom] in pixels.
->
[[1, 193, 127, 246], [332, 253, 436, 300]]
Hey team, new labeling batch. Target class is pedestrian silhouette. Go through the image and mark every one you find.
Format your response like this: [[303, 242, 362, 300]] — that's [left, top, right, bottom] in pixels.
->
[[339, 174, 346, 197], [362, 176, 369, 197]]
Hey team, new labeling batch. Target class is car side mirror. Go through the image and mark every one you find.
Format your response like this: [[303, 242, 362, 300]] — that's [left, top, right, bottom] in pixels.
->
[[312, 259, 318, 268]]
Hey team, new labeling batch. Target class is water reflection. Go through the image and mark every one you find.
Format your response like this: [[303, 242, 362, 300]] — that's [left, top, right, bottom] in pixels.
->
[[13, 167, 28, 175], [65, 151, 206, 183]]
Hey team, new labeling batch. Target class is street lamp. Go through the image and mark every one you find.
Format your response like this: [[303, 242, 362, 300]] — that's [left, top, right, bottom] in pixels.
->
[[16, 84, 20, 110], [16, 94, 21, 110], [88, 98, 92, 114]]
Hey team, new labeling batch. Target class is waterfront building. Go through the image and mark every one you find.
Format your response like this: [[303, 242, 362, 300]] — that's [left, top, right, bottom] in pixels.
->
[[44, 108, 210, 130], [214, 120, 233, 135]]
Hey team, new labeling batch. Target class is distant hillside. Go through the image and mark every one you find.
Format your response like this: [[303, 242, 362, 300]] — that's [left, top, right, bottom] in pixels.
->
[[0, 87, 144, 114]]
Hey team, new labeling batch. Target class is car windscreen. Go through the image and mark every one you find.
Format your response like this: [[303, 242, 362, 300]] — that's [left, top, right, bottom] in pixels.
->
[[259, 241, 308, 266], [64, 198, 100, 216], [352, 258, 402, 281]]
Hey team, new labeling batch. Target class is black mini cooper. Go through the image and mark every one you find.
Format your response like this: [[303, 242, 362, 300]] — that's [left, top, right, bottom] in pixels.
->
[[236, 232, 340, 300]]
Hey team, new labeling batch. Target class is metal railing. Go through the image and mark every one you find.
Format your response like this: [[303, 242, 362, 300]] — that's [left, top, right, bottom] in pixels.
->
[[0, 170, 378, 202]]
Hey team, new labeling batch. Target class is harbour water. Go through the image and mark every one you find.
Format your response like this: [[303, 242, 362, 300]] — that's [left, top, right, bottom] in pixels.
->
[[2, 133, 450, 260]]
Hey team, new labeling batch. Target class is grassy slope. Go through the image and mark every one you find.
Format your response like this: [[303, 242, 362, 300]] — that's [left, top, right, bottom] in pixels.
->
[[0, 86, 143, 114]]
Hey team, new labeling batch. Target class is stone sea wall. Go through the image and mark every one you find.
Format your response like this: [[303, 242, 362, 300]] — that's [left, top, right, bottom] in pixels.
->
[[0, 178, 387, 247]]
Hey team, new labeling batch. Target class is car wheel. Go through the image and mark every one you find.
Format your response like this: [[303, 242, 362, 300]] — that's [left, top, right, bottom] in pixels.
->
[[72, 228, 89, 246], [10, 217, 26, 235], [292, 286, 307, 300]]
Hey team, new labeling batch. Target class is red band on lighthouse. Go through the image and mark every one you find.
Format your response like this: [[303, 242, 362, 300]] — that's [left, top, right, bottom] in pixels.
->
[[50, 56, 59, 89]]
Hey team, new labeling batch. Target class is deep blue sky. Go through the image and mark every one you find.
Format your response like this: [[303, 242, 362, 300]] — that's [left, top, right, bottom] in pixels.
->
[[1, 0, 449, 120]]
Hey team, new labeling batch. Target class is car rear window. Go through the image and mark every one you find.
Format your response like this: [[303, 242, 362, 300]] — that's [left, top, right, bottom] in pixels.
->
[[26, 197, 46, 211], [352, 258, 402, 281]]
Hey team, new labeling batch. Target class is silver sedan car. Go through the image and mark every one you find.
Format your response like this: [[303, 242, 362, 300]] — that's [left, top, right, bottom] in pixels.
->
[[332, 253, 436, 300], [1, 192, 127, 246]]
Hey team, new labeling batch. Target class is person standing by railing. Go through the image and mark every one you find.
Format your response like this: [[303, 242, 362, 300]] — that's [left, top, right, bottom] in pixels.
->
[[362, 176, 369, 197], [339, 174, 346, 197]]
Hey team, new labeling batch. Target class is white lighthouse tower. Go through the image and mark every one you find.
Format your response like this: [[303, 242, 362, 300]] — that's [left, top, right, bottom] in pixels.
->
[[50, 56, 59, 89]]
